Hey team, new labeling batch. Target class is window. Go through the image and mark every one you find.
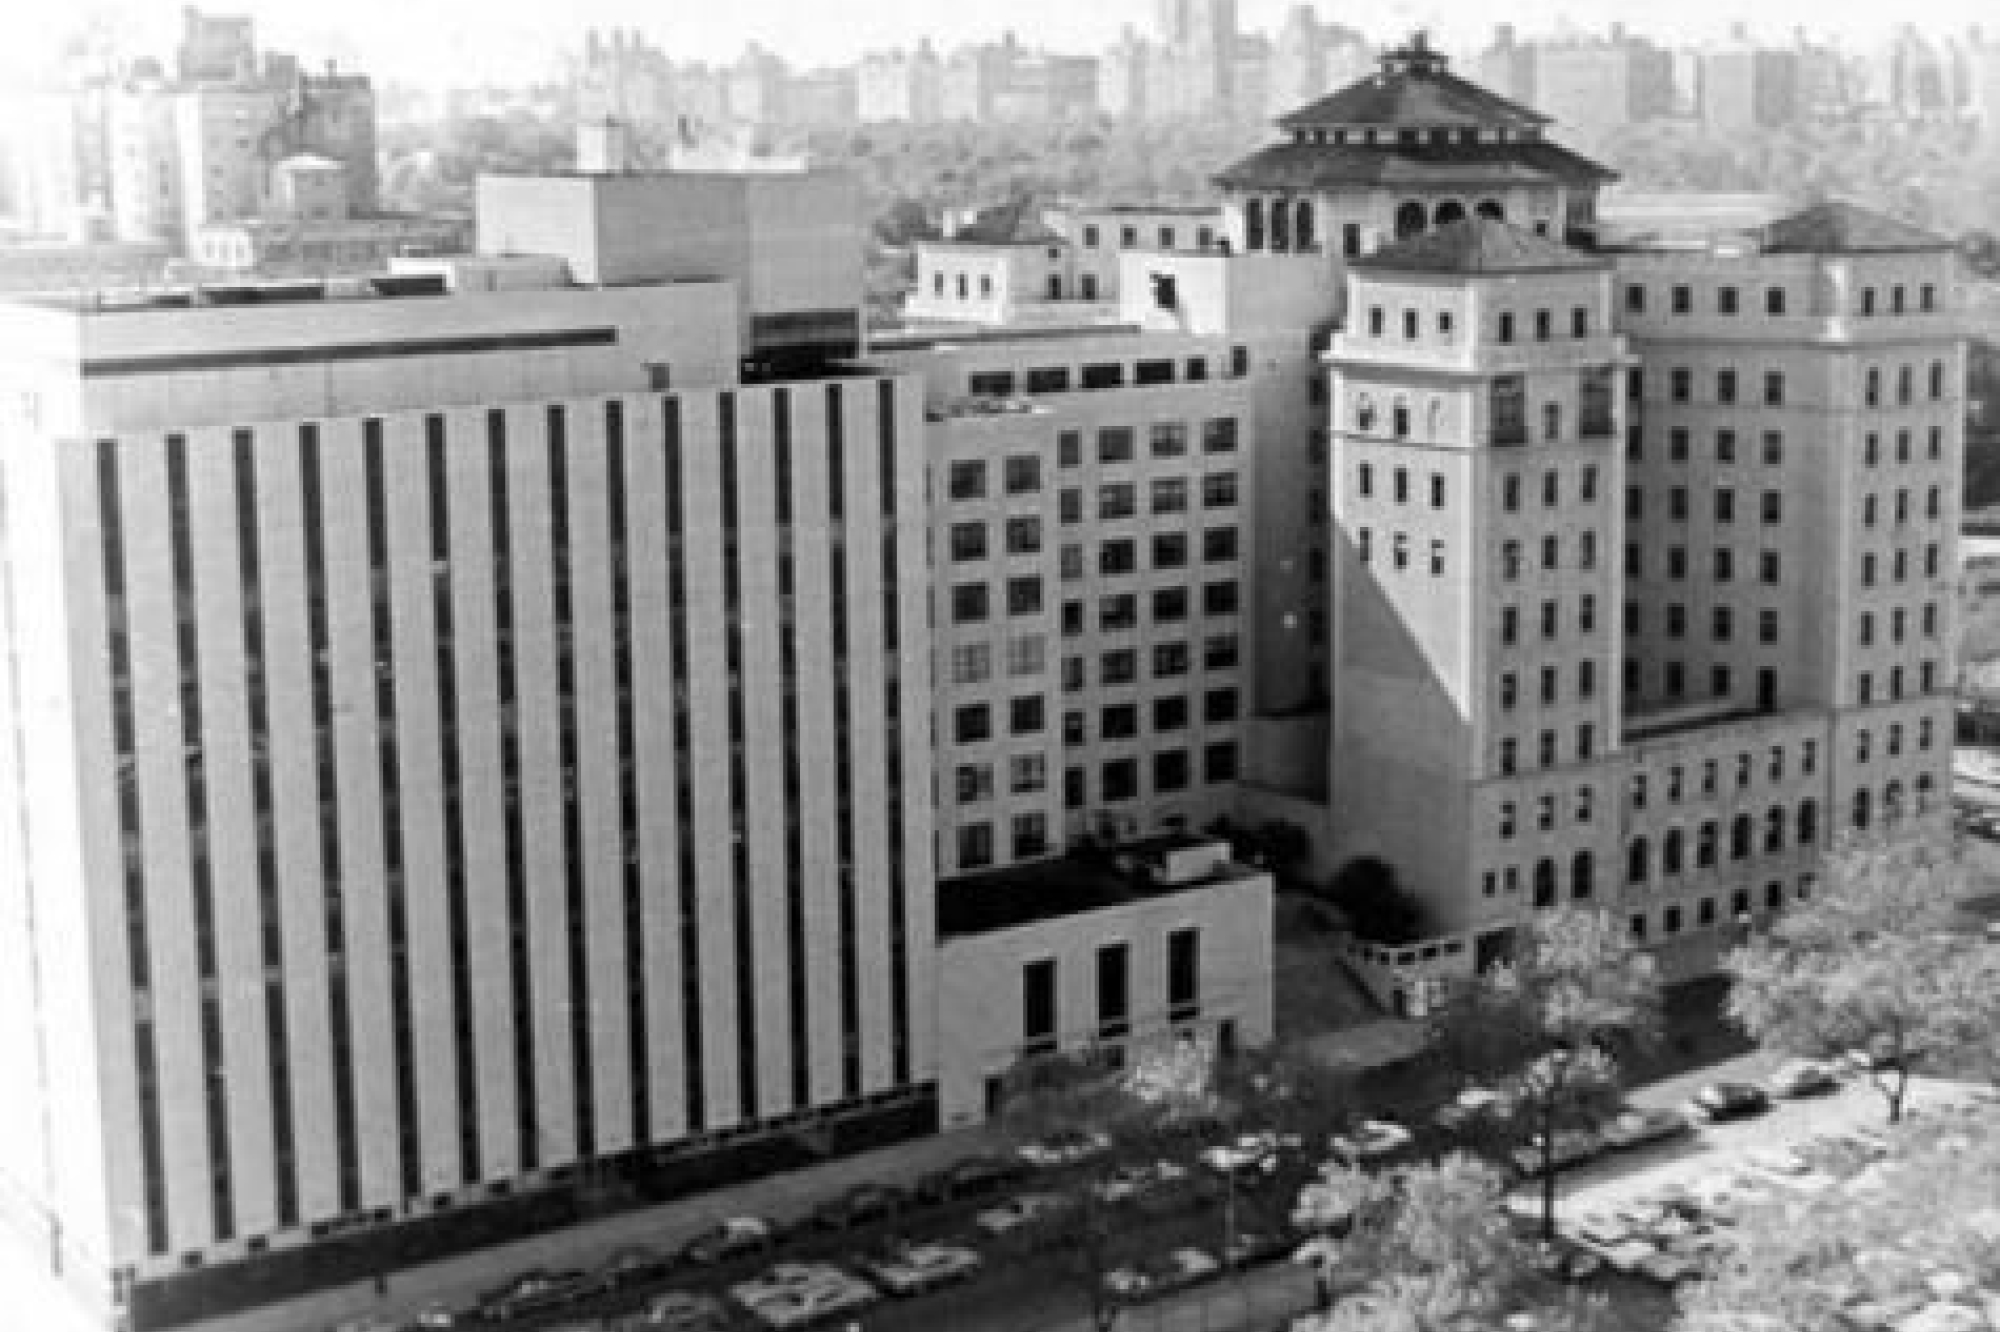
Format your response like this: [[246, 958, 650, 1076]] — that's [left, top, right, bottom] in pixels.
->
[[1763, 371, 1785, 406], [1097, 945, 1129, 1039], [952, 643, 992, 684], [1717, 369, 1738, 404], [956, 764, 993, 804], [1150, 477, 1189, 514], [1021, 958, 1056, 1051], [952, 583, 989, 624], [1766, 287, 1786, 316], [1098, 483, 1135, 519], [1007, 577, 1042, 617], [1167, 928, 1200, 1022], [1151, 533, 1187, 570], [1097, 427, 1135, 464], [1625, 283, 1645, 314], [1571, 307, 1589, 337], [1671, 285, 1692, 314], [1498, 312, 1516, 343], [954, 705, 991, 743], [950, 522, 988, 562], [1203, 528, 1238, 562], [1490, 376, 1526, 445], [948, 460, 986, 500], [1202, 473, 1239, 508], [1670, 368, 1691, 402], [1006, 515, 1042, 555], [1202, 418, 1239, 453], [1718, 287, 1739, 315]]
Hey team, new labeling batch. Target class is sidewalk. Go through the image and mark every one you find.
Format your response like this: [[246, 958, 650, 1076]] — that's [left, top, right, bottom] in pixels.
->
[[184, 1123, 998, 1332]]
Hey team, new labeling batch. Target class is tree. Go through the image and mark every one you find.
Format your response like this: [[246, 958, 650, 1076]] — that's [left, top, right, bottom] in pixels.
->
[[1677, 1107, 2000, 1332], [1426, 908, 1663, 1240], [1722, 824, 2000, 1124], [1324, 856, 1425, 945]]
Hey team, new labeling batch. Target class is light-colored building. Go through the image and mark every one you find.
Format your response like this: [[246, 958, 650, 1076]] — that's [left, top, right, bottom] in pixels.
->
[[857, 44, 944, 124], [0, 159, 933, 1326], [1700, 33, 1801, 132], [1529, 29, 1676, 135], [187, 212, 469, 276]]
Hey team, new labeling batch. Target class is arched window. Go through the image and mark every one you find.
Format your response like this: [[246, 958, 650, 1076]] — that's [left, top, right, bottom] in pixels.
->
[[1434, 199, 1467, 227], [1476, 199, 1505, 220], [1355, 394, 1378, 433], [1663, 828, 1684, 875], [1627, 837, 1650, 885], [1696, 820, 1718, 868], [1571, 850, 1594, 900], [1246, 197, 1266, 251], [1271, 197, 1291, 252], [1543, 403, 1561, 441], [1852, 788, 1871, 830], [1764, 807, 1785, 854], [1730, 815, 1753, 861], [1533, 858, 1558, 908], [1395, 200, 1427, 239], [1797, 799, 1818, 846], [1295, 199, 1315, 252]]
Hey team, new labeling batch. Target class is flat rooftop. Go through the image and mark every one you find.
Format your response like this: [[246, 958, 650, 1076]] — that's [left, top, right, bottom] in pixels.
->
[[938, 834, 1258, 939]]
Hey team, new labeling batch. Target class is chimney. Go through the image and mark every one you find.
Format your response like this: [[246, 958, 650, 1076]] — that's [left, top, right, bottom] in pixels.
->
[[577, 117, 633, 173]]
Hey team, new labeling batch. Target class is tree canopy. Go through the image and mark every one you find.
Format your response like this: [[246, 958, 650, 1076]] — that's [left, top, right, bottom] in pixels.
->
[[1722, 824, 2000, 1123]]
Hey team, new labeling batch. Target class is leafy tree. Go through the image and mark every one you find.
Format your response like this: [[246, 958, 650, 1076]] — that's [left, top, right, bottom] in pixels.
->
[[1425, 909, 1662, 1240], [1677, 1106, 2000, 1332], [1324, 856, 1425, 945], [1722, 824, 2000, 1124]]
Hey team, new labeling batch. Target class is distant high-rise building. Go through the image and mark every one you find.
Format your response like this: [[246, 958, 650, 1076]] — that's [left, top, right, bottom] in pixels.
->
[[1701, 28, 1800, 132], [1529, 27, 1675, 135], [175, 6, 257, 85], [1151, 0, 1237, 117], [1099, 27, 1152, 120], [857, 43, 945, 123]]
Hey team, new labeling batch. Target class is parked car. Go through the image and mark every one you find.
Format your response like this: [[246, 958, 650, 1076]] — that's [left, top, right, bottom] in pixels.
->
[[1223, 1230, 1289, 1269], [1511, 1128, 1603, 1178], [407, 1303, 459, 1329], [1599, 1105, 1693, 1152], [810, 1182, 907, 1230], [681, 1215, 777, 1264], [915, 1153, 1028, 1203], [1433, 1086, 1508, 1133], [1767, 1058, 1840, 1099], [1017, 1128, 1112, 1169], [1329, 1119, 1413, 1164], [1687, 1082, 1771, 1122], [1106, 1247, 1220, 1302], [590, 1244, 677, 1294], [1200, 1131, 1301, 1175], [730, 1262, 878, 1330], [974, 1191, 1070, 1235], [610, 1291, 732, 1332], [477, 1267, 588, 1320], [858, 1241, 982, 1295]]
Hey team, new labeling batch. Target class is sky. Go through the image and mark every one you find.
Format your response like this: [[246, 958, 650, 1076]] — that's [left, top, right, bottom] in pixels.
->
[[0, 0, 1991, 89]]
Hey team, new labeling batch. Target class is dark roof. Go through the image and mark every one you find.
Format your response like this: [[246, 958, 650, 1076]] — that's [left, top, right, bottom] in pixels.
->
[[1753, 201, 1952, 256], [1213, 137, 1615, 193], [945, 198, 1064, 247], [937, 847, 1255, 939], [1277, 39, 1548, 132], [1351, 218, 1606, 276]]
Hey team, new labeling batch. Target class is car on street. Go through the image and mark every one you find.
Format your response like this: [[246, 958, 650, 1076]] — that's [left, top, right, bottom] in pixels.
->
[[1200, 1130, 1301, 1175], [1599, 1105, 1693, 1152], [915, 1153, 1028, 1203], [680, 1215, 778, 1265], [858, 1241, 983, 1295], [1329, 1119, 1414, 1164], [1686, 1081, 1771, 1122], [407, 1303, 459, 1329], [590, 1244, 677, 1294], [609, 1291, 732, 1332], [1510, 1128, 1603, 1178], [476, 1267, 588, 1321], [729, 1262, 878, 1330], [1017, 1128, 1111, 1168], [1433, 1086, 1509, 1133], [974, 1191, 1071, 1235], [1105, 1247, 1220, 1302], [1223, 1230, 1288, 1268], [810, 1182, 907, 1230], [1092, 1160, 1189, 1203], [1766, 1058, 1840, 1099]]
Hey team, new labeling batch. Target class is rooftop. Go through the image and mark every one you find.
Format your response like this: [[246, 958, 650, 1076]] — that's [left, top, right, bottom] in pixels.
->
[[1215, 137, 1614, 193], [1351, 217, 1605, 276], [942, 198, 1065, 248], [1277, 35, 1548, 133], [1752, 201, 1954, 256], [938, 835, 1258, 939]]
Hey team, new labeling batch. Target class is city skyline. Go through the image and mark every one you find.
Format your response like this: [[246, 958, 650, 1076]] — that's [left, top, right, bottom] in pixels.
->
[[2, 0, 1995, 89]]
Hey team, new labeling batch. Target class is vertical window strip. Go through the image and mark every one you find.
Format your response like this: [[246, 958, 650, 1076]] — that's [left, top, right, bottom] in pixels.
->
[[299, 422, 362, 1213], [231, 430, 298, 1227], [100, 439, 168, 1251], [827, 384, 860, 1097], [664, 398, 705, 1131], [426, 415, 481, 1185], [487, 408, 539, 1169], [774, 392, 808, 1110], [548, 405, 596, 1159], [877, 380, 910, 1085], [719, 394, 758, 1120], [166, 434, 235, 1240], [605, 401, 649, 1144], [363, 422, 422, 1202]]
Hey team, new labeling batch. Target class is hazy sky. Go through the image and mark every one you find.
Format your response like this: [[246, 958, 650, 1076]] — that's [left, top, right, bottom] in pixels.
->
[[0, 0, 1990, 88]]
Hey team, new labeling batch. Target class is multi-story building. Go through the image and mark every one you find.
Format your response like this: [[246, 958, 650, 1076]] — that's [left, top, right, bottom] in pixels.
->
[[857, 44, 944, 124], [1529, 29, 1675, 135], [1700, 35, 1801, 133]]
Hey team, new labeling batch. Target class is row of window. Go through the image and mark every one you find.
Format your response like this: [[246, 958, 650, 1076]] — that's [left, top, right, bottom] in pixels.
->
[[1018, 931, 1197, 1058], [1624, 880, 1808, 943], [1498, 661, 1599, 712], [1630, 602, 1779, 645], [953, 688, 1241, 758], [1078, 221, 1215, 251], [1497, 724, 1600, 775], [1633, 424, 1950, 471], [1054, 642, 1240, 691], [1854, 662, 1943, 705], [1624, 279, 1938, 319], [1625, 485, 1785, 526], [1629, 546, 1782, 585], [1854, 544, 1943, 587], [1496, 533, 1602, 579], [1628, 805, 1818, 884], [1498, 596, 1600, 645], [1638, 362, 1947, 408], [1630, 742, 1819, 810]]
